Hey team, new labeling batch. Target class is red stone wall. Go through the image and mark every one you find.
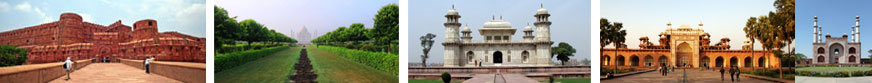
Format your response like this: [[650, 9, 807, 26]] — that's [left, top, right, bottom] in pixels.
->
[[0, 13, 205, 64]]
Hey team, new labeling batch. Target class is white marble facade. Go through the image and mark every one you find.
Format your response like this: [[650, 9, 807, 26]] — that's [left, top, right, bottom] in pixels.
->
[[442, 5, 553, 67]]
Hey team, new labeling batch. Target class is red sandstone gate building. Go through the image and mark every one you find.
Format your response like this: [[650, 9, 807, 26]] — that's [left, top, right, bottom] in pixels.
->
[[0, 13, 206, 64], [602, 24, 781, 69]]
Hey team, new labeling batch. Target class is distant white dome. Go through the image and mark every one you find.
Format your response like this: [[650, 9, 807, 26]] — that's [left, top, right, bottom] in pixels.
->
[[524, 25, 533, 31], [462, 26, 471, 32], [446, 9, 459, 16], [484, 20, 512, 28], [536, 8, 549, 15]]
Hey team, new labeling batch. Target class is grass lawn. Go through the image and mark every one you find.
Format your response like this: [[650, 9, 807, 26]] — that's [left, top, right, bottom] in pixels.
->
[[797, 67, 872, 72], [307, 46, 398, 83], [215, 47, 301, 83], [553, 78, 591, 83], [408, 79, 462, 83]]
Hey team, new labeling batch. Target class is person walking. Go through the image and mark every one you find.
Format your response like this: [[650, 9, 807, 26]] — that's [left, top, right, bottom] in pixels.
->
[[729, 66, 736, 82], [734, 66, 740, 81], [719, 67, 725, 81], [64, 57, 73, 80]]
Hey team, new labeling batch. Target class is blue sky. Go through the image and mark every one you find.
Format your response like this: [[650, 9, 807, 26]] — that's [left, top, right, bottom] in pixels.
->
[[0, 0, 206, 37], [408, 0, 591, 63], [216, 0, 398, 40], [796, 0, 872, 58], [602, 0, 783, 50]]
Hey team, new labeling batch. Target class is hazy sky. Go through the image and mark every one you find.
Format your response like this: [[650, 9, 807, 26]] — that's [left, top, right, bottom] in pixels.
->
[[216, 0, 398, 39], [0, 0, 206, 37], [602, 0, 784, 50], [796, 0, 872, 58], [408, 0, 592, 63]]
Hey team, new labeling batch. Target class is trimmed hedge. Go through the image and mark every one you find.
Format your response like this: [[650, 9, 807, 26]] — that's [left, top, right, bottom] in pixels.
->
[[218, 43, 286, 54], [215, 46, 289, 72], [316, 45, 398, 76], [797, 70, 872, 77]]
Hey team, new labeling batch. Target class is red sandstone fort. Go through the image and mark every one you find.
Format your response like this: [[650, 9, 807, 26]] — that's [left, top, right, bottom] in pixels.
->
[[0, 13, 206, 64]]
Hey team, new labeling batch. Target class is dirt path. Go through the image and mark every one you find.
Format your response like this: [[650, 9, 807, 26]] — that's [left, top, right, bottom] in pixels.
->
[[289, 48, 318, 83], [306, 46, 398, 83]]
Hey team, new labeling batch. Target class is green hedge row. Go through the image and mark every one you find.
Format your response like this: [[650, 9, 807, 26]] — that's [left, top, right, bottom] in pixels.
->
[[316, 41, 399, 54], [217, 43, 285, 54], [316, 45, 398, 76], [215, 46, 289, 72], [797, 70, 872, 77]]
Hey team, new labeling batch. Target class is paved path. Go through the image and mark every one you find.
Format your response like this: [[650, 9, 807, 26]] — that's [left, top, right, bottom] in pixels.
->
[[796, 76, 872, 83], [49, 63, 181, 83], [463, 74, 538, 83], [602, 69, 773, 83]]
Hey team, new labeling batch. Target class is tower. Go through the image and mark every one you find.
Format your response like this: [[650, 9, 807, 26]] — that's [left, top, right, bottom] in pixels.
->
[[443, 5, 463, 67], [814, 16, 819, 43], [461, 25, 472, 41], [856, 16, 861, 42], [533, 4, 553, 66], [523, 24, 534, 41]]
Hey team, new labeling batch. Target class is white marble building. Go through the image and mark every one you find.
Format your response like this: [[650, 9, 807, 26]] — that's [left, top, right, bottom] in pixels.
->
[[442, 5, 553, 67], [812, 16, 862, 64]]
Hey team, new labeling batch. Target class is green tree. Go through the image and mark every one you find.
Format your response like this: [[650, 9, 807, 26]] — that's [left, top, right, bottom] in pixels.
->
[[551, 42, 576, 66], [240, 19, 268, 50], [370, 4, 399, 45], [744, 0, 793, 79], [420, 33, 436, 67], [601, 18, 626, 75], [0, 45, 28, 67]]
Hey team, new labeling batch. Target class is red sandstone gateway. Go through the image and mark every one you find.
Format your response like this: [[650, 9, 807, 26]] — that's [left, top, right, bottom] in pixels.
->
[[0, 13, 206, 64]]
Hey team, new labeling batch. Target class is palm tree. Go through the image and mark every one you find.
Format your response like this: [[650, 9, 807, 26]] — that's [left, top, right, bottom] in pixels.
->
[[601, 18, 626, 76]]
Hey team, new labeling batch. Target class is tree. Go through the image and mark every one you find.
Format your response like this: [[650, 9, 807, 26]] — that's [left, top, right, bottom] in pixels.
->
[[601, 18, 626, 75], [744, 0, 793, 79], [868, 49, 872, 64], [370, 4, 399, 45], [420, 33, 436, 67], [441, 72, 451, 83], [0, 45, 28, 67], [551, 42, 576, 66], [582, 58, 591, 66], [795, 53, 805, 64], [240, 19, 268, 50]]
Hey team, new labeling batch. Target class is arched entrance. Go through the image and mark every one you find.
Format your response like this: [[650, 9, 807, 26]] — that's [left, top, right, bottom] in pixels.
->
[[494, 51, 503, 63], [830, 43, 844, 64], [758, 57, 766, 67], [467, 51, 474, 63], [744, 57, 752, 67], [849, 55, 857, 63], [658, 56, 668, 67], [716, 56, 724, 67], [700, 56, 710, 68], [730, 57, 738, 67], [521, 51, 529, 62], [676, 43, 692, 67], [616, 55, 625, 66], [817, 56, 825, 62], [603, 55, 611, 66], [644, 56, 654, 67], [631, 55, 640, 66]]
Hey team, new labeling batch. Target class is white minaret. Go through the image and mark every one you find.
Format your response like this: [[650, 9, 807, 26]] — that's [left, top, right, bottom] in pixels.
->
[[698, 21, 703, 29], [523, 23, 534, 41], [444, 5, 461, 43], [461, 25, 472, 42], [814, 16, 819, 43], [856, 16, 860, 42], [533, 4, 553, 66], [534, 4, 551, 41]]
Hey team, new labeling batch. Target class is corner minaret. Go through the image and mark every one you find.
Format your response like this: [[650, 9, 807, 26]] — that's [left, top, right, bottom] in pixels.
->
[[856, 16, 861, 42], [534, 4, 551, 41], [444, 5, 462, 43], [814, 16, 819, 43]]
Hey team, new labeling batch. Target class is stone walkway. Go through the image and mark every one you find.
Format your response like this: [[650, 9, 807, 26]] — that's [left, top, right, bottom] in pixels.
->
[[602, 69, 774, 83], [796, 76, 872, 83], [463, 74, 538, 83], [49, 63, 182, 83]]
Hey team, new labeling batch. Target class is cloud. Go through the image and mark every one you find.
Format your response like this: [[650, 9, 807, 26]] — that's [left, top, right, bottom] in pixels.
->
[[14, 2, 30, 11], [79, 13, 93, 22], [0, 1, 9, 12], [34, 8, 53, 23]]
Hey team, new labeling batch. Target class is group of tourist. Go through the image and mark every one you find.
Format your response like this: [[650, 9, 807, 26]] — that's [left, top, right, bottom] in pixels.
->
[[719, 66, 741, 82], [658, 64, 674, 76]]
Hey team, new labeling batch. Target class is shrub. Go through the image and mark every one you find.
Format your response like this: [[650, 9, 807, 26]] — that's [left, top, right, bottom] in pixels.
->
[[215, 46, 289, 72], [316, 46, 398, 76], [441, 72, 451, 83]]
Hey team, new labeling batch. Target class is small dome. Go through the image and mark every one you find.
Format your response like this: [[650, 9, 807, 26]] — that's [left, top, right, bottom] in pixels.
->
[[640, 36, 648, 40], [446, 9, 459, 16], [462, 26, 471, 32], [679, 24, 691, 29], [523, 25, 533, 31], [483, 20, 512, 28], [536, 8, 548, 15]]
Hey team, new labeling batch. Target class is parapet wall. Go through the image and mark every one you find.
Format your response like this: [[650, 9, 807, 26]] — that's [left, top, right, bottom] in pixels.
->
[[0, 59, 93, 83], [120, 59, 206, 83]]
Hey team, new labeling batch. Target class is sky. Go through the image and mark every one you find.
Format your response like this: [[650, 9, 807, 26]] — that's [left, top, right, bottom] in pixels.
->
[[601, 0, 789, 51], [0, 0, 206, 37], [216, 0, 399, 41], [796, 0, 872, 58], [408, 0, 592, 63]]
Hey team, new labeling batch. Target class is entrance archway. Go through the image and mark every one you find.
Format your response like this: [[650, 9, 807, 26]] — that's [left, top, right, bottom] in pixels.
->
[[658, 56, 668, 67], [603, 55, 611, 66], [817, 56, 824, 62], [616, 55, 625, 66], [758, 57, 766, 67], [631, 55, 640, 66], [849, 55, 857, 62], [730, 57, 738, 67], [830, 43, 844, 64], [700, 56, 710, 68], [494, 51, 503, 63], [676, 43, 692, 67], [744, 57, 752, 67], [716, 57, 724, 67], [644, 56, 654, 67]]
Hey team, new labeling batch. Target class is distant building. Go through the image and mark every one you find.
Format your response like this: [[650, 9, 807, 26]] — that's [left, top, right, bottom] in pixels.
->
[[811, 16, 862, 64], [0, 13, 206, 64], [296, 26, 312, 44]]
